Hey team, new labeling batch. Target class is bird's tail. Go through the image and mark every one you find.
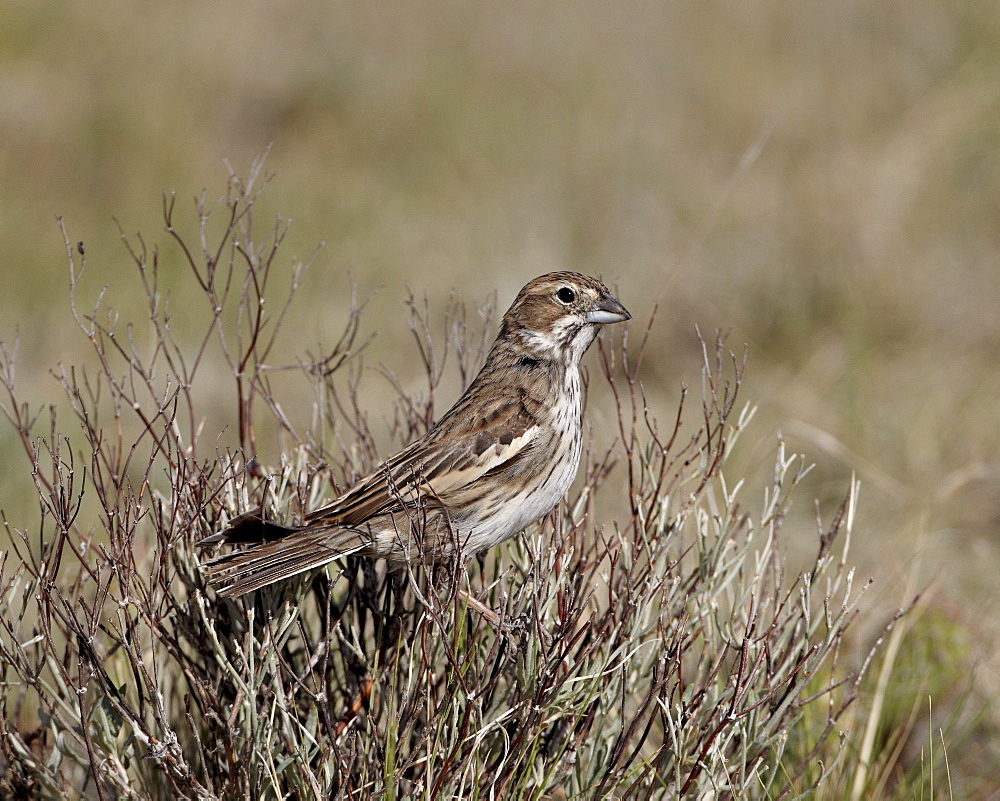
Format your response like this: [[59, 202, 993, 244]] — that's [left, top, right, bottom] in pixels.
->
[[199, 507, 368, 597]]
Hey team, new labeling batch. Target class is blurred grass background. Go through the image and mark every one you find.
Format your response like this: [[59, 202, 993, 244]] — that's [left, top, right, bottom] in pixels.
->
[[2, 0, 999, 790]]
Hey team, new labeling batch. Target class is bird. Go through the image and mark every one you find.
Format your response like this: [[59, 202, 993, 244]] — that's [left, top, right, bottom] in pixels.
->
[[201, 272, 630, 597]]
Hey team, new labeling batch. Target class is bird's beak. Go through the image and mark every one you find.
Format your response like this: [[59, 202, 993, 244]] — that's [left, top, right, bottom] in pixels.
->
[[586, 294, 631, 325]]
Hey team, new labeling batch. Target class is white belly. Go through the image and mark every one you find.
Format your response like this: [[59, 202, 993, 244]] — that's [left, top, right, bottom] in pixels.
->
[[471, 374, 582, 550]]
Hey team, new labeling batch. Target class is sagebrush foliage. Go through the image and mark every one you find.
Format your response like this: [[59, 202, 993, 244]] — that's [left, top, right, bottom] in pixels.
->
[[0, 167, 901, 799]]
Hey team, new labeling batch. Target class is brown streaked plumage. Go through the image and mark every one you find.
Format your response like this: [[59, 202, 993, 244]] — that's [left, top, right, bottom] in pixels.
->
[[201, 272, 630, 596]]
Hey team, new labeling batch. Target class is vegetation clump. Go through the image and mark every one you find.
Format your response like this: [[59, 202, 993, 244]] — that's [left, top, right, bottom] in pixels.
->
[[0, 172, 907, 798]]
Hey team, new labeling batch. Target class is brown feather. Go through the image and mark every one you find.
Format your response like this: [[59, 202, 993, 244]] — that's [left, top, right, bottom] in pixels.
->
[[200, 272, 629, 596]]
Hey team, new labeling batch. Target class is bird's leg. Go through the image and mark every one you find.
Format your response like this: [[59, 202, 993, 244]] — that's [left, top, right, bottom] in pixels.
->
[[424, 554, 507, 630], [455, 587, 503, 629], [455, 555, 523, 640]]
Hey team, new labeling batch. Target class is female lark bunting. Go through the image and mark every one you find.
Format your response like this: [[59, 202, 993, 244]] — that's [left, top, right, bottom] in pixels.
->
[[201, 272, 630, 596]]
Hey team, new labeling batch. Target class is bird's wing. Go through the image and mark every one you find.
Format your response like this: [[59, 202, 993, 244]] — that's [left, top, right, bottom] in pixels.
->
[[304, 399, 538, 526]]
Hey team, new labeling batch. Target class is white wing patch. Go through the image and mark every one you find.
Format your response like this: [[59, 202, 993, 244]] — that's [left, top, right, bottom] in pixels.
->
[[427, 426, 539, 496]]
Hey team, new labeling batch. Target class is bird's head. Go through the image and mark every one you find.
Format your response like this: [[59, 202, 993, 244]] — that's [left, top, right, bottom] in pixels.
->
[[500, 272, 630, 363]]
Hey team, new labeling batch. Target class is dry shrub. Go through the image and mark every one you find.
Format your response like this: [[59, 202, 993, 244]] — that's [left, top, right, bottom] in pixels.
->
[[0, 165, 906, 799]]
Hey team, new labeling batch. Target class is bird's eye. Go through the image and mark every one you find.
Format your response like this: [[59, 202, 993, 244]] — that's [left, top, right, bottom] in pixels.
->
[[556, 286, 576, 304]]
